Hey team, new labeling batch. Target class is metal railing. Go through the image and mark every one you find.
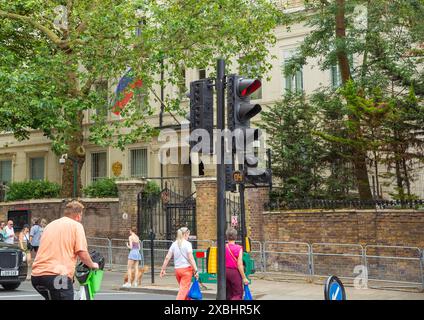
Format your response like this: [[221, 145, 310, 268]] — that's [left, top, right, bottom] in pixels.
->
[[87, 237, 112, 269], [365, 245, 424, 288], [141, 239, 173, 274], [311, 243, 365, 279], [86, 237, 424, 290], [263, 241, 311, 276]]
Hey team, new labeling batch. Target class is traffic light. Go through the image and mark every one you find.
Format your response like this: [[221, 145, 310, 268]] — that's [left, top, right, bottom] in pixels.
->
[[226, 75, 262, 132], [227, 74, 271, 185], [189, 78, 214, 154], [225, 163, 236, 192], [244, 128, 272, 186]]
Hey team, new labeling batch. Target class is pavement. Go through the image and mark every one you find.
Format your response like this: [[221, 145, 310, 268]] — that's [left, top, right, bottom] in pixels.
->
[[107, 271, 424, 300]]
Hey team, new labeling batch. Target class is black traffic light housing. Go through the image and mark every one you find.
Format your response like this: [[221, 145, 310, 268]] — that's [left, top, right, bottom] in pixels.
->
[[227, 75, 262, 131], [226, 74, 271, 187], [189, 78, 214, 154]]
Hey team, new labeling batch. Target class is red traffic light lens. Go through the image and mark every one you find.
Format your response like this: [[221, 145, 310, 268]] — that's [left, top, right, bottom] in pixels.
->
[[239, 79, 261, 97]]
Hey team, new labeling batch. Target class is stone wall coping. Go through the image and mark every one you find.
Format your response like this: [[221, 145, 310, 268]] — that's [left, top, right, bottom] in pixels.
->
[[115, 179, 147, 185], [192, 177, 217, 183], [263, 209, 424, 215], [0, 198, 119, 206]]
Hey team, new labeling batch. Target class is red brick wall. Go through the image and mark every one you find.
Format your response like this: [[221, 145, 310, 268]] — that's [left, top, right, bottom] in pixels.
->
[[245, 188, 269, 242], [0, 199, 121, 238], [193, 178, 217, 248], [262, 209, 424, 247]]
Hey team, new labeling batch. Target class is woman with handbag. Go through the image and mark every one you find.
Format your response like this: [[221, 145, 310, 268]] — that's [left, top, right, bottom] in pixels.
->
[[19, 224, 32, 278], [160, 227, 199, 300], [225, 227, 249, 300]]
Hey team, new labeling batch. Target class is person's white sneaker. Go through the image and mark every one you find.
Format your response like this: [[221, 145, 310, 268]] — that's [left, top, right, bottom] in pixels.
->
[[122, 282, 131, 288], [134, 282, 138, 287]]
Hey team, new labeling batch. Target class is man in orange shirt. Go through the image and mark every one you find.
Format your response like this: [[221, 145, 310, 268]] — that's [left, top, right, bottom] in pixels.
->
[[31, 200, 99, 300]]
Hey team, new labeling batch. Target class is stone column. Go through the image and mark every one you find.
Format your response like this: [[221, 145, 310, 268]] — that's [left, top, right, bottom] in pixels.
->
[[116, 180, 146, 238], [245, 187, 269, 242], [193, 177, 217, 248]]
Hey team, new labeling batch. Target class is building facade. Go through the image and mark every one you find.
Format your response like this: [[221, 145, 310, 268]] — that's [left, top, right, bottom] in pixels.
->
[[0, 0, 423, 199]]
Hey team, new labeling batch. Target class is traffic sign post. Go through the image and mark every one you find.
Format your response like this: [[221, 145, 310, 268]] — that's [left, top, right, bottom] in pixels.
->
[[324, 275, 346, 300]]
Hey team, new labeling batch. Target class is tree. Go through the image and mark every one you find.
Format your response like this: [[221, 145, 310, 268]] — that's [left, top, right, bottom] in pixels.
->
[[0, 0, 283, 197], [285, 0, 424, 200], [261, 92, 325, 200]]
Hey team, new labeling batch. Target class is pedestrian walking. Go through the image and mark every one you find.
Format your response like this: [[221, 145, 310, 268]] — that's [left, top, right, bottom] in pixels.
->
[[40, 218, 48, 229], [160, 227, 199, 300], [19, 224, 32, 278], [0, 221, 5, 240], [3, 220, 15, 244], [29, 218, 43, 254], [225, 227, 249, 300], [31, 200, 99, 300], [122, 227, 142, 288]]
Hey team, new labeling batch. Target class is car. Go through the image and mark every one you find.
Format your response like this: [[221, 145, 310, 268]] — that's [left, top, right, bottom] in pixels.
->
[[0, 233, 28, 290]]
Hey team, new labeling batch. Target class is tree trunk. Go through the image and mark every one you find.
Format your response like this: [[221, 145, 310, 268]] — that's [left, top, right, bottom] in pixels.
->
[[402, 157, 411, 198], [336, 0, 373, 200], [395, 158, 404, 200], [61, 111, 86, 198]]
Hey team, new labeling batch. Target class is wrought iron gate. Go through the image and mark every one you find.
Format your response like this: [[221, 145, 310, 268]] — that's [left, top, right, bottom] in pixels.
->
[[138, 186, 196, 241]]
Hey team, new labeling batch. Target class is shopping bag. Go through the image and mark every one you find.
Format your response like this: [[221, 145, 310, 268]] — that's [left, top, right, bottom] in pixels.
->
[[243, 284, 253, 300], [187, 279, 203, 300]]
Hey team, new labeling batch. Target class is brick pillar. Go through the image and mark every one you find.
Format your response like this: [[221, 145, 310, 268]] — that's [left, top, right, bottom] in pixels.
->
[[116, 180, 146, 238], [193, 177, 217, 248], [245, 187, 269, 242]]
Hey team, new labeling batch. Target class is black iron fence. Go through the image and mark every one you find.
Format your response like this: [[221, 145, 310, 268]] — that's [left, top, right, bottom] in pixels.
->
[[264, 199, 424, 211], [225, 193, 242, 240], [137, 185, 196, 241]]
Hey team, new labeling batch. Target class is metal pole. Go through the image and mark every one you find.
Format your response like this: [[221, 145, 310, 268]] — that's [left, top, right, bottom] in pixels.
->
[[216, 58, 226, 300], [160, 58, 164, 190], [239, 165, 246, 250], [73, 160, 78, 198], [150, 231, 155, 284], [267, 148, 272, 191], [150, 200, 155, 284]]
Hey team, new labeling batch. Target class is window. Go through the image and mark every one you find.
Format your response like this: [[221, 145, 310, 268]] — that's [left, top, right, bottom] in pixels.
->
[[130, 149, 148, 178], [283, 50, 303, 93], [95, 80, 109, 118], [199, 69, 206, 80], [285, 70, 303, 92], [199, 161, 204, 176], [91, 152, 107, 181], [331, 64, 342, 89], [178, 67, 186, 98], [0, 160, 12, 184], [30, 157, 44, 181], [331, 55, 353, 89]]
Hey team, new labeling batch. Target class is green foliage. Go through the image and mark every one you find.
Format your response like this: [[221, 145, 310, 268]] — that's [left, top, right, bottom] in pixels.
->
[[82, 178, 118, 198], [280, 0, 424, 200], [6, 180, 61, 201], [0, 0, 283, 153], [142, 180, 161, 196], [260, 92, 325, 200]]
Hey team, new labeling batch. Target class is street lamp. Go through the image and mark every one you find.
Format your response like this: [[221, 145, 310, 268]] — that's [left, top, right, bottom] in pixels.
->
[[60, 154, 78, 198]]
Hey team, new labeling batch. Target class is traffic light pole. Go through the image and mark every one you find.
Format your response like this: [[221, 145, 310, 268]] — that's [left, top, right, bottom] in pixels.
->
[[216, 59, 226, 300], [239, 165, 247, 251]]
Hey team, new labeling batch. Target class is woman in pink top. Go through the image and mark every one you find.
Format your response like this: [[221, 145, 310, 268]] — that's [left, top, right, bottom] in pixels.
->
[[225, 228, 249, 300]]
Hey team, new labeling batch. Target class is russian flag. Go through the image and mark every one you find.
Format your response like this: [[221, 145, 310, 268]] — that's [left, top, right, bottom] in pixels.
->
[[112, 68, 143, 115]]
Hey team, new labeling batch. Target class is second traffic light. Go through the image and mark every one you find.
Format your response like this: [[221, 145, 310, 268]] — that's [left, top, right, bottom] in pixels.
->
[[227, 75, 262, 132], [189, 78, 214, 154]]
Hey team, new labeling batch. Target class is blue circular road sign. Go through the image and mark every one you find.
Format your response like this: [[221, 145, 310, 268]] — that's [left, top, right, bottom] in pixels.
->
[[324, 276, 346, 300]]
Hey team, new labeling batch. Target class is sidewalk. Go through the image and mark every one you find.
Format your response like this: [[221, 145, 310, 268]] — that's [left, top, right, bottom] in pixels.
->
[[102, 271, 424, 300]]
